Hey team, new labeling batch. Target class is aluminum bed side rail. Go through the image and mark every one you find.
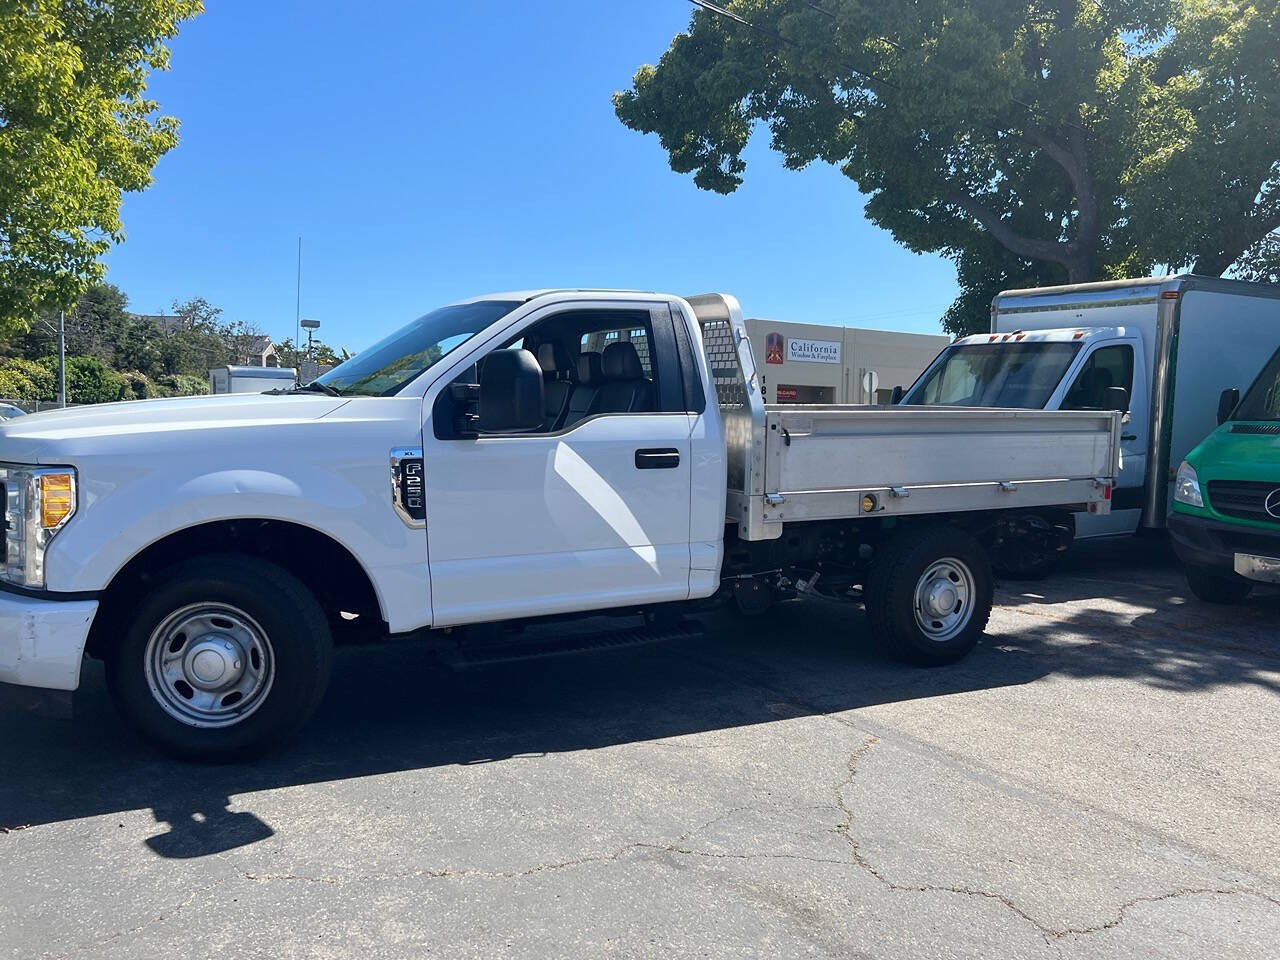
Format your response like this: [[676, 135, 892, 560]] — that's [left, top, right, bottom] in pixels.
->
[[757, 405, 1120, 529]]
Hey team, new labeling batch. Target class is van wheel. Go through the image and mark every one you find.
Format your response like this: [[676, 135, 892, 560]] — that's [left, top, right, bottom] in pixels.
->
[[105, 555, 333, 761], [1184, 566, 1253, 605], [867, 526, 993, 665]]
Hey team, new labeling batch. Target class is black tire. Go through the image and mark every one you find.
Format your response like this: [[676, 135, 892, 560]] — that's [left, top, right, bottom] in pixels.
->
[[867, 526, 993, 666], [105, 555, 333, 761], [1184, 566, 1253, 605]]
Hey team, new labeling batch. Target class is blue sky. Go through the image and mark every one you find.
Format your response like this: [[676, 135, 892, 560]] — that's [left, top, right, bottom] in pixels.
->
[[103, 0, 959, 352]]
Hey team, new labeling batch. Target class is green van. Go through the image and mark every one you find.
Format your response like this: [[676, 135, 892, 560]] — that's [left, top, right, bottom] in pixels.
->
[[1169, 344, 1280, 602]]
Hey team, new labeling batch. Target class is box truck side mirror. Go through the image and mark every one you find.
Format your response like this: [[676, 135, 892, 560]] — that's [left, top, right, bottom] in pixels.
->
[[1102, 386, 1130, 414], [1217, 387, 1240, 425], [890, 385, 904, 405]]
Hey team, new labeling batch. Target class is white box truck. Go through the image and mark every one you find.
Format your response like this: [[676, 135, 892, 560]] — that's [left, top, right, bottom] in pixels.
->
[[900, 275, 1280, 575], [209, 365, 298, 394], [0, 290, 1117, 759]]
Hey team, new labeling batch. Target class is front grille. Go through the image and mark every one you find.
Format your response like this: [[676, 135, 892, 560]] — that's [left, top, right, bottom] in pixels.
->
[[1207, 480, 1280, 524], [1230, 423, 1280, 435]]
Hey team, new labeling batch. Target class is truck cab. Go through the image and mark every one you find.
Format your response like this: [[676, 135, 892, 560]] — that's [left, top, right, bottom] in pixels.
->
[[904, 325, 1146, 539]]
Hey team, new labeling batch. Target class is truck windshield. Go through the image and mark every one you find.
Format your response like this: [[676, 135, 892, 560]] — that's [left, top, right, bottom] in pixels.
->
[[314, 299, 521, 396], [1232, 346, 1280, 421], [905, 341, 1082, 408]]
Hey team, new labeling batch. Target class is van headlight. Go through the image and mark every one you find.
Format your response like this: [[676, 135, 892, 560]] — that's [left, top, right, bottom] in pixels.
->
[[0, 464, 78, 588], [1172, 461, 1203, 509]]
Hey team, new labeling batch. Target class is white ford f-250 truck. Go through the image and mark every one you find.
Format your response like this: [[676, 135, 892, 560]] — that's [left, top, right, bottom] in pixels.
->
[[0, 290, 1119, 759]]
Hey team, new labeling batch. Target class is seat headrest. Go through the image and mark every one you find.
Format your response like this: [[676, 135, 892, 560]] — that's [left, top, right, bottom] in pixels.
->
[[574, 352, 603, 386], [537, 342, 570, 377], [602, 341, 643, 381]]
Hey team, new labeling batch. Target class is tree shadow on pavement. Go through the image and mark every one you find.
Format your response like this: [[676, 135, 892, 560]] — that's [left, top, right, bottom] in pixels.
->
[[2, 536, 1276, 857]]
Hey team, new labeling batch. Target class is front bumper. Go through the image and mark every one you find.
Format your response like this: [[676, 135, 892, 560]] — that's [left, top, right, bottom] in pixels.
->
[[1168, 512, 1280, 584], [0, 590, 98, 691]]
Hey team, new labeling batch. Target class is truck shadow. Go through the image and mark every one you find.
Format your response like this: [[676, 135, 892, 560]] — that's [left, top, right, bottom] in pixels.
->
[[2, 538, 1276, 857]]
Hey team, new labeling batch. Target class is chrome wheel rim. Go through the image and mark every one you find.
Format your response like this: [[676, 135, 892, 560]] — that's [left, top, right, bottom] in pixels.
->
[[913, 558, 974, 642], [144, 603, 275, 728]]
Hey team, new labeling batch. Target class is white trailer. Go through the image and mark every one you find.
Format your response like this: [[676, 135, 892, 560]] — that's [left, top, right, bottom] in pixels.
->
[[209, 365, 298, 395], [900, 275, 1280, 571]]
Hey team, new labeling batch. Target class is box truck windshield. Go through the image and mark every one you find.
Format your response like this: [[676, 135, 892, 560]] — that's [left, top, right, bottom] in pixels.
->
[[908, 341, 1082, 408], [1230, 346, 1280, 421]]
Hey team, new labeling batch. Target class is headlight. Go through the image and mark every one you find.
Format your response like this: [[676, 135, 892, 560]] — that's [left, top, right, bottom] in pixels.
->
[[1172, 461, 1203, 508], [0, 464, 78, 588]]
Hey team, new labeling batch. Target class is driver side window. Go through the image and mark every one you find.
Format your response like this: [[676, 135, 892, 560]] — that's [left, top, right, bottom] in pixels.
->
[[1062, 345, 1134, 411], [433, 308, 678, 440]]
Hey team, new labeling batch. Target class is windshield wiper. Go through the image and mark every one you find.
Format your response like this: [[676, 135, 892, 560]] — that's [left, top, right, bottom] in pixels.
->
[[289, 381, 343, 397]]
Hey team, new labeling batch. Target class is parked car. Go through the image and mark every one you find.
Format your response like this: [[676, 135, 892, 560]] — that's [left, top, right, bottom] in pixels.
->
[[0, 402, 27, 421], [0, 290, 1118, 759], [1169, 343, 1280, 603], [899, 274, 1280, 576]]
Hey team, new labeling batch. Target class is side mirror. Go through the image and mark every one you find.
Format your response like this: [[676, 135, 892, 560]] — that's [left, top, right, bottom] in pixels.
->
[[1102, 385, 1129, 413], [890, 385, 905, 405], [478, 349, 544, 433], [1217, 387, 1240, 425]]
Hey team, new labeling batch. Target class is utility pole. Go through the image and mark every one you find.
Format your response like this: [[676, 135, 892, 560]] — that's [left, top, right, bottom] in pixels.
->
[[57, 309, 66, 408]]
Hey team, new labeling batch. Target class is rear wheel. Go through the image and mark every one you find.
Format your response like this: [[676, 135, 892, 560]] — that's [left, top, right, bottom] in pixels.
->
[[867, 526, 993, 665], [105, 555, 333, 761], [1184, 566, 1253, 605]]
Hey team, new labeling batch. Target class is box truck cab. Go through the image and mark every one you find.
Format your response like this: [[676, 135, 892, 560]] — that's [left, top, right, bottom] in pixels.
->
[[900, 276, 1280, 572], [1169, 345, 1280, 603]]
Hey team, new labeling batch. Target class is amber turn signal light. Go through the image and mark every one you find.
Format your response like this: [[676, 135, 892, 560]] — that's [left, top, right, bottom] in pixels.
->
[[39, 473, 75, 528]]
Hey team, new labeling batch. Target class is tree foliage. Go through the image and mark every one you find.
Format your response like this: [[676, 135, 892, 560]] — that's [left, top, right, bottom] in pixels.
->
[[0, 283, 250, 406], [0, 0, 202, 336], [616, 1, 1280, 333]]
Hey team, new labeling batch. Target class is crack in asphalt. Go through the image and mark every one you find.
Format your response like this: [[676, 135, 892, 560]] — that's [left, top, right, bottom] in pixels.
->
[[45, 890, 199, 960], [830, 735, 1280, 939]]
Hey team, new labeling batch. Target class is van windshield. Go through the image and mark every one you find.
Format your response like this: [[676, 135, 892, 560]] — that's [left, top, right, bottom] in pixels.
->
[[1232, 346, 1280, 421], [314, 299, 521, 396], [904, 341, 1082, 408]]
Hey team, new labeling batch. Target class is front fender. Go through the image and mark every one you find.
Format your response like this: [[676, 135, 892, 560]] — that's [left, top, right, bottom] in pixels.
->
[[43, 416, 432, 633]]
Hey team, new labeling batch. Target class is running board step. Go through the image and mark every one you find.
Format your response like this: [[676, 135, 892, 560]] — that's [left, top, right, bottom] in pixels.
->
[[438, 620, 704, 669]]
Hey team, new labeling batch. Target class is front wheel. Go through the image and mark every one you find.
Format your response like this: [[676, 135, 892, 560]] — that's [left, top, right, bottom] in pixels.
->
[[866, 526, 993, 665], [1184, 566, 1253, 605], [105, 555, 333, 761]]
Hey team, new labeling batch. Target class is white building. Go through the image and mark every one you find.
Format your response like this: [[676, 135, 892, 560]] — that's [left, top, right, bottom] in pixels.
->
[[744, 318, 949, 404]]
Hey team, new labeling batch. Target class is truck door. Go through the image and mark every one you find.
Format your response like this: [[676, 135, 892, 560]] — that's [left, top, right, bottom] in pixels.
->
[[1058, 339, 1147, 536], [420, 301, 694, 627]]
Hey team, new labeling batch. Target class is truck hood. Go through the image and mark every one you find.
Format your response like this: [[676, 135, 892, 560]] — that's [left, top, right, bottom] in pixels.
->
[[0, 393, 349, 464], [1191, 423, 1280, 482]]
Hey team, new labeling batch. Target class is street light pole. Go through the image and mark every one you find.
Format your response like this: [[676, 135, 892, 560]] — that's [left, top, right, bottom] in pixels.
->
[[300, 318, 321, 383], [295, 237, 302, 385]]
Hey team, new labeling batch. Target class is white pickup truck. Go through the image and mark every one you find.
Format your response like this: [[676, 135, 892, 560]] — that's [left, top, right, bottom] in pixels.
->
[[0, 290, 1119, 759]]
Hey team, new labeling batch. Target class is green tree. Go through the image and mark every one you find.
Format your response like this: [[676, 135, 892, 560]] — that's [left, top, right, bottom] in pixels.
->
[[616, 1, 1280, 334], [275, 338, 350, 369], [38, 355, 126, 404], [0, 0, 202, 336], [157, 297, 231, 375]]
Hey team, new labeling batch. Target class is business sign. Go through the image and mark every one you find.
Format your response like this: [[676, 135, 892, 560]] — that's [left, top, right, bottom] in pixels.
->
[[775, 385, 798, 402], [787, 338, 841, 364], [765, 332, 785, 365]]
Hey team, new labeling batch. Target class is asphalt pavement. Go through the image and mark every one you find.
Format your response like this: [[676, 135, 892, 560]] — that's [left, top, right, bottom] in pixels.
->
[[3, 538, 1278, 959]]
